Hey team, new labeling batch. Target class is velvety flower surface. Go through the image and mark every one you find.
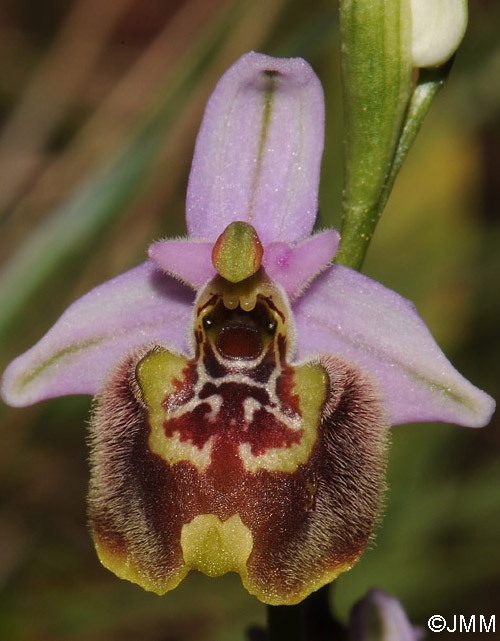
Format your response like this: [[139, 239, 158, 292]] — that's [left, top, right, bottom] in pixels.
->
[[1, 52, 494, 605]]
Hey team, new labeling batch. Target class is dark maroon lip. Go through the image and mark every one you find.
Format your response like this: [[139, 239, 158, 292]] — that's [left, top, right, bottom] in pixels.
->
[[215, 324, 263, 360]]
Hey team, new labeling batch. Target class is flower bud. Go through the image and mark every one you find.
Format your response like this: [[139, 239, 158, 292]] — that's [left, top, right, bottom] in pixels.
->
[[410, 0, 468, 68]]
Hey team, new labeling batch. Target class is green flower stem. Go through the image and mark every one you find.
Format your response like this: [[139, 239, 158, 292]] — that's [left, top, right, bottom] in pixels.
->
[[336, 60, 453, 271], [266, 585, 346, 641], [267, 602, 303, 641], [335, 0, 413, 271]]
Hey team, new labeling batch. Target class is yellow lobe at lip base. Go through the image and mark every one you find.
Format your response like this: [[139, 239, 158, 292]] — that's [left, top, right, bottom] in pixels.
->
[[212, 221, 263, 283], [181, 514, 253, 577], [136, 349, 187, 401], [136, 349, 214, 472]]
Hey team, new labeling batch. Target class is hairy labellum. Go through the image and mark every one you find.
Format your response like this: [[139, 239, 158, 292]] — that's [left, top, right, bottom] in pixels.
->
[[89, 272, 388, 605]]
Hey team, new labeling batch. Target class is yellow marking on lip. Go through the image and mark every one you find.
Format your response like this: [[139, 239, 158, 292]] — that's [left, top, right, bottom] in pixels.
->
[[239, 363, 328, 473], [92, 524, 188, 596], [150, 430, 214, 471], [243, 559, 355, 606], [181, 514, 253, 577], [137, 349, 213, 472]]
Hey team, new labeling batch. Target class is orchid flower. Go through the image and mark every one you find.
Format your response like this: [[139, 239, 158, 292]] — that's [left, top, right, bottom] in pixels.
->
[[1, 52, 494, 606]]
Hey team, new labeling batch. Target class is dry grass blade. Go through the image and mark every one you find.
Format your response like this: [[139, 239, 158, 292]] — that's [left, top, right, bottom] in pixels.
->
[[0, 0, 135, 217]]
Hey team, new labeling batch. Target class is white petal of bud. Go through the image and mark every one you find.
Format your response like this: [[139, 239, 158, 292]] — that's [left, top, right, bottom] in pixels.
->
[[410, 0, 468, 67]]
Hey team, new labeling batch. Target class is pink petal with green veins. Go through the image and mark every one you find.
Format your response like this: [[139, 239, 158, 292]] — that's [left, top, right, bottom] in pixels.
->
[[148, 239, 215, 290], [293, 264, 495, 427], [186, 52, 324, 245], [1, 262, 193, 407], [263, 230, 339, 300]]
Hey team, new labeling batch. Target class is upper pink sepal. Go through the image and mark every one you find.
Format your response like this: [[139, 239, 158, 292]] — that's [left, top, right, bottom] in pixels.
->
[[186, 52, 324, 245], [293, 264, 495, 427], [263, 230, 339, 300], [148, 238, 216, 289], [1, 262, 193, 407]]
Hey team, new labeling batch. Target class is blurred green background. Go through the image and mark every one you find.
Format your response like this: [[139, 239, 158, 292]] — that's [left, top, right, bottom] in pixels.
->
[[0, 1, 498, 639]]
